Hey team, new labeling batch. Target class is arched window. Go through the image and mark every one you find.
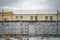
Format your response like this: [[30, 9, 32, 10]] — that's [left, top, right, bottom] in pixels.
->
[[30, 16, 33, 21], [50, 16, 53, 21], [35, 15, 37, 21], [45, 16, 48, 21]]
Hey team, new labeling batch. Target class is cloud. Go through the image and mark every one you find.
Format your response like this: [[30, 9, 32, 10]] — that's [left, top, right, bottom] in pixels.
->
[[48, 0, 60, 9], [0, 0, 60, 13], [0, 0, 24, 7]]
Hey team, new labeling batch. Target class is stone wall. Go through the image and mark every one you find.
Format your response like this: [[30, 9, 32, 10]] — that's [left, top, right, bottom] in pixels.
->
[[0, 22, 60, 35]]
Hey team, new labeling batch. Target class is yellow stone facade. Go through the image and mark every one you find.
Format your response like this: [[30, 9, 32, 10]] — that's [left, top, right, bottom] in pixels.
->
[[0, 12, 13, 21], [0, 12, 60, 21]]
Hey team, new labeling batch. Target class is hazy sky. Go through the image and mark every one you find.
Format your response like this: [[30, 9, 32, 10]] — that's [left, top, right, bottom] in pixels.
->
[[0, 0, 60, 14]]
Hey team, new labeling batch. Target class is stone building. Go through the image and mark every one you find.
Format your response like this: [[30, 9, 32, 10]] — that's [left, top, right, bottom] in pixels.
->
[[0, 11, 60, 36]]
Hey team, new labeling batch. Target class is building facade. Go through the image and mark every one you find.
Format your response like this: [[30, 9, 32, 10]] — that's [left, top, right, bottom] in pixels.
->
[[0, 12, 60, 36], [0, 12, 60, 21]]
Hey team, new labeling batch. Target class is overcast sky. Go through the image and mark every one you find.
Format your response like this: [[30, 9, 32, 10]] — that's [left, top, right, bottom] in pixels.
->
[[0, 0, 60, 14]]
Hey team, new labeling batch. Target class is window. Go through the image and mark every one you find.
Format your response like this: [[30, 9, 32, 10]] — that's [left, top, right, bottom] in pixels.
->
[[35, 15, 37, 21], [11, 28, 13, 30], [20, 16, 23, 18], [15, 28, 16, 30], [45, 16, 48, 20], [4, 18, 8, 21], [50, 16, 53, 21], [16, 16, 19, 19], [30, 16, 33, 20]]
